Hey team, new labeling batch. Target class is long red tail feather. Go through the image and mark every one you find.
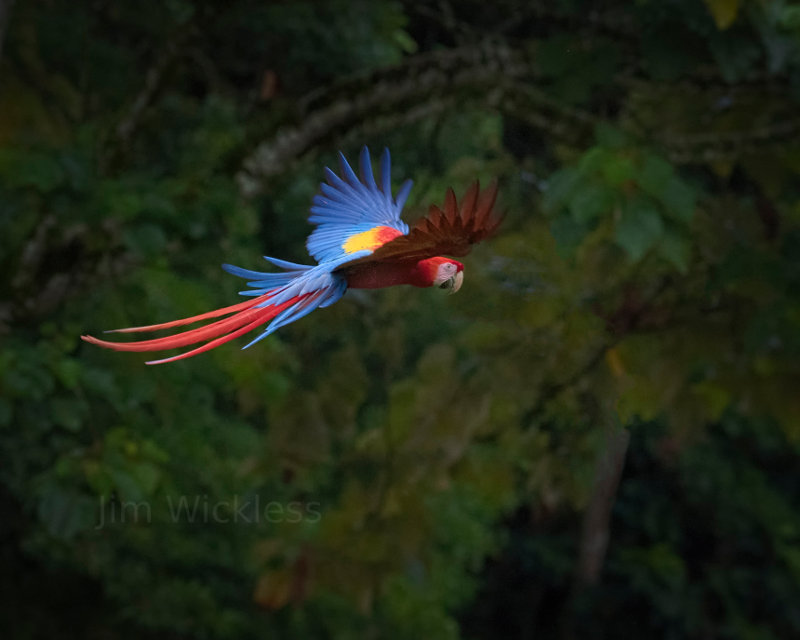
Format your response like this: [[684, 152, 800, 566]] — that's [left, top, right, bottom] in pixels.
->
[[80, 292, 307, 364], [104, 296, 266, 334], [143, 308, 290, 365]]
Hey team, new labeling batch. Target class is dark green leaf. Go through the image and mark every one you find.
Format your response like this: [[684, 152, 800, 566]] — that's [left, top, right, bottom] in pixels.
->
[[615, 201, 664, 260], [601, 154, 636, 187], [37, 487, 96, 540], [542, 168, 583, 214], [637, 154, 675, 199], [550, 215, 589, 258], [568, 182, 616, 224], [657, 229, 691, 273], [659, 176, 696, 223]]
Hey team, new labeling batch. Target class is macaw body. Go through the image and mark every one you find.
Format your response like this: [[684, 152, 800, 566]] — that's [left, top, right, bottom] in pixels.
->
[[82, 147, 500, 364], [342, 255, 462, 289]]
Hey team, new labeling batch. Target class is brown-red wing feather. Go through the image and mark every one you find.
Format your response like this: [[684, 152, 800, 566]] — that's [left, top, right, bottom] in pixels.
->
[[341, 180, 501, 266]]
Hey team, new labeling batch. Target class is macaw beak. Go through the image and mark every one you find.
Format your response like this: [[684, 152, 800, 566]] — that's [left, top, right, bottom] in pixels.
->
[[436, 266, 464, 293], [450, 270, 463, 294]]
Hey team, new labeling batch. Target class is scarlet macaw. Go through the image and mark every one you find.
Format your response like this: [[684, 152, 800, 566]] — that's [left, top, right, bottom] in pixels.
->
[[82, 147, 501, 364]]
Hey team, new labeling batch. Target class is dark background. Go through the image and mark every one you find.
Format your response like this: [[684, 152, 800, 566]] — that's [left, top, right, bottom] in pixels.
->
[[1, 1, 799, 638]]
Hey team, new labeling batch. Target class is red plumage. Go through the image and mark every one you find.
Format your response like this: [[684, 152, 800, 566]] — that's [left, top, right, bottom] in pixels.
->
[[81, 293, 308, 365]]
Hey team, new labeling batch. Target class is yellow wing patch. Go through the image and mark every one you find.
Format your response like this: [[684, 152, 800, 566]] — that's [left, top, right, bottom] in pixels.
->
[[342, 226, 403, 254]]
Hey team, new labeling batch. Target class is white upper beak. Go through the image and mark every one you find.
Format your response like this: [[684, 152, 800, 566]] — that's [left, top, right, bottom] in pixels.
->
[[451, 270, 464, 294]]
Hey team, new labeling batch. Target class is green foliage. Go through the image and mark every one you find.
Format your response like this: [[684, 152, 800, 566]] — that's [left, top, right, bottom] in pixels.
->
[[2, 0, 800, 639], [543, 129, 696, 271]]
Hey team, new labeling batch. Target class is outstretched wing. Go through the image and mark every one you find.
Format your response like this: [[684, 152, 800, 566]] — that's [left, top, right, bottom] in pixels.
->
[[306, 146, 413, 264], [340, 180, 501, 267]]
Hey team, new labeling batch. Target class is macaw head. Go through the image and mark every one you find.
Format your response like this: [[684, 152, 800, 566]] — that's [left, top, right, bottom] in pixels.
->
[[425, 257, 464, 294]]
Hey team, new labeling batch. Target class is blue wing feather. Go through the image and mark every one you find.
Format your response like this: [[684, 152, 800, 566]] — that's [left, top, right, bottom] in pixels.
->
[[360, 147, 378, 191], [213, 147, 411, 346], [306, 146, 411, 264]]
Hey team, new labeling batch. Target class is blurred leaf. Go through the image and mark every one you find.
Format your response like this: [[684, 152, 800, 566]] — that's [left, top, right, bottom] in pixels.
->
[[109, 467, 146, 502], [0, 149, 64, 191], [659, 176, 696, 224], [130, 461, 161, 496], [550, 216, 589, 257], [36, 487, 96, 540], [542, 167, 582, 213], [780, 6, 800, 30], [692, 380, 731, 420], [705, 0, 739, 30], [637, 154, 674, 199], [253, 569, 293, 610], [657, 228, 691, 273], [122, 223, 168, 258], [51, 397, 84, 432], [615, 201, 664, 260], [568, 182, 615, 224], [601, 154, 636, 187], [392, 29, 417, 54], [54, 358, 82, 390]]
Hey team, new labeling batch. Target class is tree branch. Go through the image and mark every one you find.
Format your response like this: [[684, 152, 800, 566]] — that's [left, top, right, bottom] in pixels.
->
[[238, 32, 800, 196], [238, 42, 533, 196], [0, 218, 131, 334], [575, 423, 630, 587]]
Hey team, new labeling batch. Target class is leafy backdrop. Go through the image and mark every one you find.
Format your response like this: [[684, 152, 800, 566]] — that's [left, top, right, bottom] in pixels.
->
[[1, 1, 799, 638]]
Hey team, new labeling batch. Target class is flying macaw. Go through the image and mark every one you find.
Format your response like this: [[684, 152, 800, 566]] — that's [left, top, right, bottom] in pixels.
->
[[82, 147, 501, 364]]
